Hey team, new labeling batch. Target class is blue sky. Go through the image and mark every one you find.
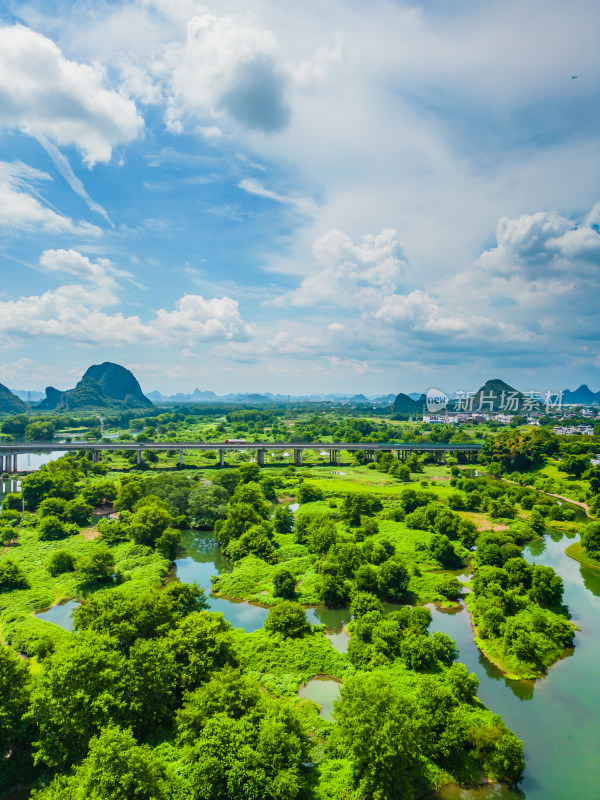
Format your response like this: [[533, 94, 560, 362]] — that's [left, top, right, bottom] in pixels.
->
[[0, 0, 599, 396]]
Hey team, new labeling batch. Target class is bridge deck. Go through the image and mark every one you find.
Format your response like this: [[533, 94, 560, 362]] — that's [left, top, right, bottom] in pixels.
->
[[0, 441, 482, 454]]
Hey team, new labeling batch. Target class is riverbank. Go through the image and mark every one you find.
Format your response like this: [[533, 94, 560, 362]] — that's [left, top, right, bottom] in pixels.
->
[[565, 541, 600, 571]]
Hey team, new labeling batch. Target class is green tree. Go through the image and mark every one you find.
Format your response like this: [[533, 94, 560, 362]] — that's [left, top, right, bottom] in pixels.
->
[[28, 632, 129, 767], [2, 492, 23, 511], [264, 601, 310, 637], [38, 497, 68, 518], [214, 503, 264, 549], [227, 522, 274, 562], [38, 515, 69, 541], [273, 569, 297, 599], [340, 493, 382, 526], [529, 565, 563, 607], [273, 504, 294, 534], [0, 559, 29, 591], [76, 544, 115, 585], [560, 455, 589, 479], [167, 612, 237, 691], [48, 549, 76, 577], [64, 497, 94, 526], [307, 517, 338, 554], [74, 588, 177, 653], [180, 700, 307, 800], [297, 483, 324, 504], [350, 591, 383, 619], [377, 558, 410, 601], [25, 421, 55, 441], [129, 503, 173, 548], [0, 645, 31, 763], [155, 527, 180, 559], [188, 483, 229, 529], [354, 563, 379, 594], [114, 478, 142, 512], [581, 522, 600, 560], [211, 470, 241, 495], [74, 726, 168, 800], [238, 462, 260, 483], [334, 672, 425, 800], [31, 726, 169, 800], [229, 483, 270, 518]]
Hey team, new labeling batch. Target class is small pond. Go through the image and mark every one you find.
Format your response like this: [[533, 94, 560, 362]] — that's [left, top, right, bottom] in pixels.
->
[[35, 599, 80, 632], [174, 530, 350, 648], [297, 676, 342, 720]]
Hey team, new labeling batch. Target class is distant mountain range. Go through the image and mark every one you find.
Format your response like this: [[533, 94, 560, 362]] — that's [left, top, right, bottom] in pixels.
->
[[3, 366, 599, 413], [145, 389, 397, 404]]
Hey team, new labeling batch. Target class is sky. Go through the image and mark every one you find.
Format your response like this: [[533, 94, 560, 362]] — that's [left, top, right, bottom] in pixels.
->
[[0, 0, 599, 397]]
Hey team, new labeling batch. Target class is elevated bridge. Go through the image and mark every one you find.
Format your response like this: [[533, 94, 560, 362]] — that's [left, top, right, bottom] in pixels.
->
[[0, 441, 481, 472]]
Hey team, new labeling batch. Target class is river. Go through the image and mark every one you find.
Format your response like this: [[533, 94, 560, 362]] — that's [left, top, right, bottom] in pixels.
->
[[172, 517, 600, 800]]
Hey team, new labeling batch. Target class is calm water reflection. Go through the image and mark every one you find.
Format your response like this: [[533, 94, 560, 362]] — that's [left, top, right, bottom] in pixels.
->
[[174, 530, 269, 633], [35, 599, 80, 631], [297, 676, 342, 720], [428, 528, 600, 800]]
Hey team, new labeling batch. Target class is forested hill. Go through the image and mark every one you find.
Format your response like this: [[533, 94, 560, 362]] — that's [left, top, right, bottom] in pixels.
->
[[37, 363, 153, 411], [0, 383, 27, 414]]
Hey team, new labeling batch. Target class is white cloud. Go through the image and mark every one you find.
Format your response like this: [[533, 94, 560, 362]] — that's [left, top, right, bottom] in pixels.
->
[[0, 249, 253, 348], [165, 14, 291, 134], [238, 178, 316, 215], [282, 228, 407, 308], [0, 24, 143, 165], [155, 294, 253, 342], [0, 161, 102, 236]]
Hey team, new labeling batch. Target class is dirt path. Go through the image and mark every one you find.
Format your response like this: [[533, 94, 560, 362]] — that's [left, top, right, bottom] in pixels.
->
[[1, 539, 17, 555]]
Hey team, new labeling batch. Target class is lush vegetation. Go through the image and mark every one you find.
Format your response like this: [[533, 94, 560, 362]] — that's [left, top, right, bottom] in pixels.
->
[[1, 403, 598, 798]]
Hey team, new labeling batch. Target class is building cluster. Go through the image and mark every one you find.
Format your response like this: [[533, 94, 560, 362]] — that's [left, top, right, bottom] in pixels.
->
[[552, 425, 595, 436], [422, 412, 533, 425]]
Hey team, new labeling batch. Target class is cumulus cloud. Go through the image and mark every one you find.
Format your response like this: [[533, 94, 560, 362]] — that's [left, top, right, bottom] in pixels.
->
[[282, 228, 407, 308], [0, 24, 143, 165], [0, 249, 252, 347], [0, 161, 102, 236], [165, 14, 291, 134], [368, 204, 600, 363], [155, 294, 253, 341]]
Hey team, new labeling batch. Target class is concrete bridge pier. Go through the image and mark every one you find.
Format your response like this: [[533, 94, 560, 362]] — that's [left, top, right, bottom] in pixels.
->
[[219, 449, 225, 468], [294, 448, 303, 467], [137, 450, 142, 465], [0, 455, 4, 473], [257, 449, 265, 467], [329, 450, 339, 465], [92, 450, 99, 464]]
